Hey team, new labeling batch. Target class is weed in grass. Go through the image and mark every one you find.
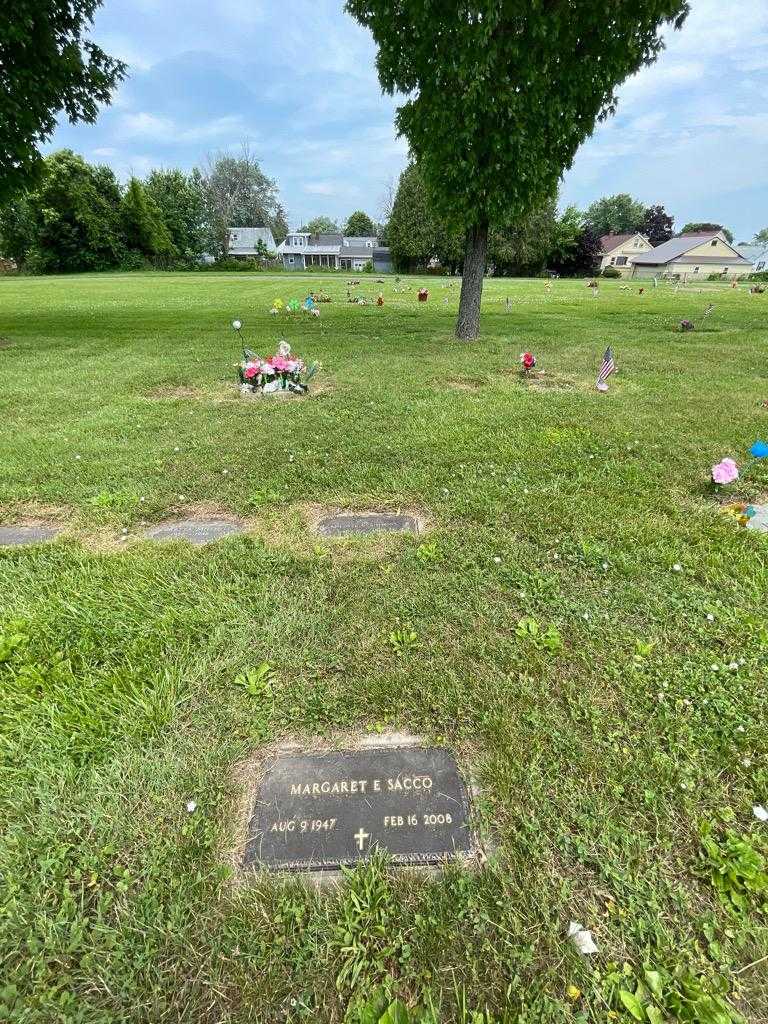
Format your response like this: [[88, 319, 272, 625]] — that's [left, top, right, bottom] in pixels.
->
[[514, 616, 563, 654], [603, 961, 745, 1024], [333, 852, 405, 992], [414, 540, 440, 564], [698, 822, 768, 914], [387, 625, 420, 656]]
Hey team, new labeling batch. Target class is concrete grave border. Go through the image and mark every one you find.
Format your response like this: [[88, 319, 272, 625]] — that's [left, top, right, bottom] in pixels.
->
[[228, 731, 486, 888]]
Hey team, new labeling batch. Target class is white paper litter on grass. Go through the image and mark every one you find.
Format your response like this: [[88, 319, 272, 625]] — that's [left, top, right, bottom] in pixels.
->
[[567, 921, 599, 955], [753, 805, 768, 822]]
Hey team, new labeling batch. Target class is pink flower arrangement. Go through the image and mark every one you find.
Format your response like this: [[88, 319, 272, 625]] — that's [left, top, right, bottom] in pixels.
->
[[711, 458, 739, 485], [236, 337, 320, 396], [520, 351, 536, 371]]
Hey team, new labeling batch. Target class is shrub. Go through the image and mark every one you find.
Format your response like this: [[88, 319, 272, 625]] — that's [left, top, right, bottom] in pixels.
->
[[750, 270, 768, 282], [119, 251, 149, 271], [363, 260, 374, 273], [601, 265, 621, 278], [707, 272, 725, 281]]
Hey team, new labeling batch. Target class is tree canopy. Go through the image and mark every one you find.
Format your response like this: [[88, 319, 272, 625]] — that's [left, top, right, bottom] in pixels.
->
[[0, 0, 126, 201], [753, 227, 768, 246], [344, 210, 376, 236], [1, 149, 124, 273], [680, 222, 734, 243], [121, 177, 175, 265], [584, 194, 646, 238], [345, 0, 689, 338], [299, 216, 339, 234], [640, 204, 674, 246], [144, 169, 206, 261]]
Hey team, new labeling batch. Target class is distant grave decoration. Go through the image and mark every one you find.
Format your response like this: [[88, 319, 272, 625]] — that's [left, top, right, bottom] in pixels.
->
[[520, 351, 537, 374], [418, 288, 429, 302], [719, 502, 759, 529], [377, 293, 384, 306], [711, 443, 768, 530], [680, 319, 695, 332], [232, 324, 320, 397], [303, 295, 320, 318]]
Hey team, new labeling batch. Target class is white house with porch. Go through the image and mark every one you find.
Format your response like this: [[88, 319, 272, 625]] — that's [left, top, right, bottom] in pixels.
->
[[277, 232, 391, 272]]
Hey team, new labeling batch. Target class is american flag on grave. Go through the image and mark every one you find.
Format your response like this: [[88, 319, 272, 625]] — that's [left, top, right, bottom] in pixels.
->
[[596, 346, 616, 392]]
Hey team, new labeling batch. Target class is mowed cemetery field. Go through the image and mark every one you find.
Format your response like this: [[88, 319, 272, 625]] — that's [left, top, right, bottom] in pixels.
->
[[1, 270, 767, 1023]]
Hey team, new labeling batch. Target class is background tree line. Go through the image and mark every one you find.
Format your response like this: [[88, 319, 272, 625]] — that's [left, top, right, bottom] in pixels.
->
[[385, 165, 753, 277], [0, 145, 391, 274], [0, 146, 290, 273]]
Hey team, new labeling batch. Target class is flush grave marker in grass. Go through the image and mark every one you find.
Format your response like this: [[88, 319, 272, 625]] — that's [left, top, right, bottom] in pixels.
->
[[0, 525, 60, 547], [244, 743, 473, 873], [142, 519, 245, 545], [315, 512, 420, 538]]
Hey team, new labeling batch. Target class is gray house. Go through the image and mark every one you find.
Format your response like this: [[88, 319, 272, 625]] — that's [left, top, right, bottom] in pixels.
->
[[228, 226, 277, 258], [277, 231, 391, 272]]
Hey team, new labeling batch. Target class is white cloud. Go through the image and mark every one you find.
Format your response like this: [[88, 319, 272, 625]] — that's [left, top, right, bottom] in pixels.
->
[[303, 182, 338, 196], [117, 111, 248, 144]]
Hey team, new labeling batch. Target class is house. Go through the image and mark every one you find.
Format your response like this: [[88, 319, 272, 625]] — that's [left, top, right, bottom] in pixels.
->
[[277, 231, 392, 272], [736, 244, 768, 273], [631, 232, 752, 280], [599, 233, 653, 276], [228, 227, 276, 258]]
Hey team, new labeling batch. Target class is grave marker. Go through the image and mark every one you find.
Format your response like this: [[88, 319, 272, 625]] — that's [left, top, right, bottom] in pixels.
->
[[0, 525, 59, 547], [316, 513, 420, 538], [143, 520, 244, 545], [244, 744, 473, 872]]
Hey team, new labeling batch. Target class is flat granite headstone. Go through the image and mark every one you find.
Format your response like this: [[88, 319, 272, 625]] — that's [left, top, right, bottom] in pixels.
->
[[244, 745, 472, 873], [316, 513, 420, 538], [0, 525, 59, 547], [746, 505, 768, 533], [143, 519, 244, 545]]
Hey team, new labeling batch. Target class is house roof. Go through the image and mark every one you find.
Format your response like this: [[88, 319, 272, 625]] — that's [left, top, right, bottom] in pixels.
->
[[599, 233, 640, 254], [342, 245, 376, 257], [632, 233, 750, 266], [228, 226, 276, 254], [736, 245, 768, 264]]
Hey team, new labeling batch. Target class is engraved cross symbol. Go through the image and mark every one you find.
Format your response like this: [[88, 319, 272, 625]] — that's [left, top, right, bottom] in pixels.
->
[[353, 828, 370, 851]]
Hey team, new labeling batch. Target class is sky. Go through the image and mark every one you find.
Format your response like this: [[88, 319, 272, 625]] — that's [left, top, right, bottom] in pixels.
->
[[48, 0, 768, 242]]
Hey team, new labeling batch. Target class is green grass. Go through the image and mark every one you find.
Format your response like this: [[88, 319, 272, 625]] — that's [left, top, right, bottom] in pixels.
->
[[1, 270, 767, 1023]]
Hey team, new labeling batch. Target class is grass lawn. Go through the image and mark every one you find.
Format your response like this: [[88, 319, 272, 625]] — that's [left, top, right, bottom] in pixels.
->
[[1, 270, 767, 1023]]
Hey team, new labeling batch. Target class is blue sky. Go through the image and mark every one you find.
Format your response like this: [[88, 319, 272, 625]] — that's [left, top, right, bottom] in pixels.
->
[[48, 0, 768, 242]]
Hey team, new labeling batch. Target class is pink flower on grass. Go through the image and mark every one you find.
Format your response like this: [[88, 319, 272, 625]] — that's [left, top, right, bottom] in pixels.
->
[[270, 355, 289, 372], [243, 365, 259, 380], [712, 458, 739, 485]]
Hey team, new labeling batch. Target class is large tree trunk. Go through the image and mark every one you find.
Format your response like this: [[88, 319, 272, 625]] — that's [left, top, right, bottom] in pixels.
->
[[455, 221, 488, 340]]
